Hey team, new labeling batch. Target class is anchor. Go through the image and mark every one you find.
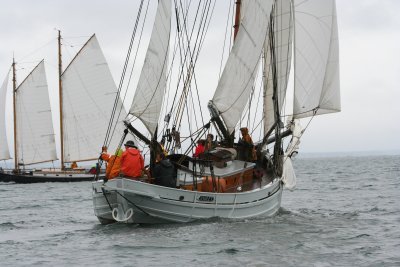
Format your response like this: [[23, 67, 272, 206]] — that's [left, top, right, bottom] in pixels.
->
[[111, 204, 134, 222]]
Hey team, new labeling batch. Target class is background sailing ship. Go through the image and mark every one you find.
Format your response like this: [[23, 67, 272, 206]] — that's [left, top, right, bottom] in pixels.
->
[[92, 0, 340, 224], [0, 32, 125, 183]]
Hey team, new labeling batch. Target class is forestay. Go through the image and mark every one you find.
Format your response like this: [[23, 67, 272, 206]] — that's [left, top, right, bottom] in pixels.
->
[[211, 0, 274, 134], [0, 72, 11, 160], [61, 35, 126, 162], [263, 0, 293, 134], [129, 0, 172, 136], [16, 61, 57, 165], [293, 0, 340, 118]]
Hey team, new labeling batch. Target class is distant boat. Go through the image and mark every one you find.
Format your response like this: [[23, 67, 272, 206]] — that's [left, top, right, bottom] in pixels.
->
[[92, 0, 340, 224], [0, 32, 126, 183]]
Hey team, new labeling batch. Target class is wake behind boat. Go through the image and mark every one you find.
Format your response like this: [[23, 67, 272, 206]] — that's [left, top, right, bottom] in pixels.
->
[[92, 0, 340, 224]]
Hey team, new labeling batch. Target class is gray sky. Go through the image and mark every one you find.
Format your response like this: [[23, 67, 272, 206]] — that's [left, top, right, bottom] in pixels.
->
[[0, 0, 399, 155]]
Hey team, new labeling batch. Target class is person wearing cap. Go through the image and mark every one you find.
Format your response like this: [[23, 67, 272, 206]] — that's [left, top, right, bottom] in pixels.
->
[[100, 147, 123, 180], [120, 140, 145, 179]]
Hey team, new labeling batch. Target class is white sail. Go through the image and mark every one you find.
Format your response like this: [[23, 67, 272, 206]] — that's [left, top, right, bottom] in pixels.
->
[[0, 71, 11, 160], [16, 61, 57, 165], [61, 35, 126, 162], [282, 157, 296, 190], [293, 0, 340, 118], [211, 0, 274, 134], [129, 0, 172, 135], [263, 0, 293, 134]]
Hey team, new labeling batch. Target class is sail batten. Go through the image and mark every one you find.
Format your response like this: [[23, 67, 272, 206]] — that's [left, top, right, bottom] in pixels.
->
[[129, 0, 172, 136], [293, 0, 340, 119], [211, 0, 274, 134], [0, 71, 11, 160], [16, 61, 57, 165], [61, 35, 126, 162]]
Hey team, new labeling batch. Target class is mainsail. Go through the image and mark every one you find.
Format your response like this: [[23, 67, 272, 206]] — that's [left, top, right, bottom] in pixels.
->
[[211, 0, 274, 134], [15, 61, 57, 165], [263, 0, 294, 134], [61, 35, 126, 162], [129, 0, 172, 136], [293, 0, 340, 118], [0, 72, 11, 160]]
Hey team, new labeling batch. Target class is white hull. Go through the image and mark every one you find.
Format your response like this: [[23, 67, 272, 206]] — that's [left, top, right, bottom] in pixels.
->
[[92, 177, 282, 224]]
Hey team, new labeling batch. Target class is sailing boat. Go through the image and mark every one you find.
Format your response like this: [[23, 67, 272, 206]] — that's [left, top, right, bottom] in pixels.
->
[[0, 32, 125, 183], [92, 0, 340, 224]]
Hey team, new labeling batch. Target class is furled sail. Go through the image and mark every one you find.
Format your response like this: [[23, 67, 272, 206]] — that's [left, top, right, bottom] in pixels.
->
[[61, 35, 126, 162], [0, 71, 11, 160], [16, 61, 57, 165], [293, 0, 340, 118], [129, 0, 172, 136], [211, 0, 274, 134], [263, 0, 293, 134]]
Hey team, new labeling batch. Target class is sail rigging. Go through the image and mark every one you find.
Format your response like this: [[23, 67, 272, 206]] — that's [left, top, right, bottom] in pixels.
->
[[61, 34, 126, 163], [129, 0, 172, 136], [92, 0, 342, 225], [293, 0, 340, 118], [0, 71, 11, 160], [15, 60, 57, 165], [263, 0, 293, 135], [210, 0, 274, 134]]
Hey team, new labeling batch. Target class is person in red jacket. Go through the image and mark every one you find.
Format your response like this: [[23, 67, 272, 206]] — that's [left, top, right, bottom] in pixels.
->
[[120, 140, 145, 179], [193, 139, 205, 158]]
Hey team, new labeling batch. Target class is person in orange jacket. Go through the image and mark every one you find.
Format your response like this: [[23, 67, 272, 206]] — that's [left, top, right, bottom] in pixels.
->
[[101, 147, 123, 180], [238, 127, 256, 161], [120, 140, 146, 179]]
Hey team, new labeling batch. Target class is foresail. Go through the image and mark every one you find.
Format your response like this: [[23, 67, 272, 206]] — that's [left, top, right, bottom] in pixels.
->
[[263, 0, 293, 134], [293, 0, 340, 119], [61, 35, 126, 162], [0, 71, 11, 160], [16, 61, 57, 165], [129, 0, 172, 135], [211, 0, 274, 134]]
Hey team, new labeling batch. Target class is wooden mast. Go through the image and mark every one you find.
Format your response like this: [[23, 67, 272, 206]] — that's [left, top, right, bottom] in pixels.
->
[[12, 58, 18, 171], [58, 30, 65, 171], [233, 0, 241, 41]]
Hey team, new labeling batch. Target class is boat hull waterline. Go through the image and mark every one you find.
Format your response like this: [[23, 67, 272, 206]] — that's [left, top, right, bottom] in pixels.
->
[[92, 178, 283, 224], [0, 171, 99, 183]]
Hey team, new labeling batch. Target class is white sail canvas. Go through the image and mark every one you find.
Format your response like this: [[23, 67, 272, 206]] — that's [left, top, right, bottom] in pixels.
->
[[263, 0, 293, 134], [293, 0, 340, 118], [211, 0, 274, 134], [16, 61, 57, 165], [129, 0, 172, 136], [0, 72, 11, 160], [61, 35, 126, 162]]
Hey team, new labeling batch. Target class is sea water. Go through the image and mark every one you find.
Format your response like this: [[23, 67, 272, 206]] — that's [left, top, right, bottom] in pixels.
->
[[0, 154, 399, 266]]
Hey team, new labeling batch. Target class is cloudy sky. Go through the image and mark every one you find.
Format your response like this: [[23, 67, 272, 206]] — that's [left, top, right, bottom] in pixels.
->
[[0, 0, 399, 156]]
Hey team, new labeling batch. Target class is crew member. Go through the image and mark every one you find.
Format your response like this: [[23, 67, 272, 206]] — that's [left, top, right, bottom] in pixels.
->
[[120, 140, 146, 179]]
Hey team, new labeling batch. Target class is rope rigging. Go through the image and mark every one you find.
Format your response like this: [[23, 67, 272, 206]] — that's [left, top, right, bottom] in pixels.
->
[[162, 0, 215, 153], [108, 0, 151, 144], [103, 0, 146, 148]]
